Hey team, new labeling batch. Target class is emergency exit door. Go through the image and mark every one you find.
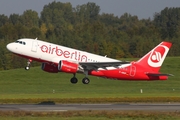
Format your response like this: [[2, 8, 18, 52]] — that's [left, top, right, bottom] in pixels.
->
[[31, 41, 38, 52]]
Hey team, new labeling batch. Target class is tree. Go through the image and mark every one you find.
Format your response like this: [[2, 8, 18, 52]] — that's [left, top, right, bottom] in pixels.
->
[[0, 14, 9, 27], [21, 10, 39, 28], [9, 14, 21, 25], [41, 1, 73, 26], [154, 7, 180, 39], [74, 2, 100, 23]]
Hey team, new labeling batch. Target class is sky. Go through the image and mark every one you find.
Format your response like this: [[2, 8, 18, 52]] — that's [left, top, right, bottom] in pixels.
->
[[0, 0, 180, 19]]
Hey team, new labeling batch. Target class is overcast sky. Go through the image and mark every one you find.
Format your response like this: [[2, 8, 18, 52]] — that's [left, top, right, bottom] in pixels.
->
[[0, 0, 180, 19]]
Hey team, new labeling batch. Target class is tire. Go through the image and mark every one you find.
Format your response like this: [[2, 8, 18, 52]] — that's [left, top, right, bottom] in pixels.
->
[[70, 77, 78, 84], [82, 77, 90, 84], [25, 66, 30, 70]]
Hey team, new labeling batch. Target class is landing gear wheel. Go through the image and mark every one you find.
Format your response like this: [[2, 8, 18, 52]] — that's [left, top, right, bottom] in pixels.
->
[[25, 59, 32, 70], [70, 77, 78, 84], [82, 77, 90, 84], [25, 66, 30, 70]]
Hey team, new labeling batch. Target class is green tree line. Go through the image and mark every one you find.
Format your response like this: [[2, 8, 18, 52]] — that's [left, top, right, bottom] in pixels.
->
[[0, 1, 180, 70]]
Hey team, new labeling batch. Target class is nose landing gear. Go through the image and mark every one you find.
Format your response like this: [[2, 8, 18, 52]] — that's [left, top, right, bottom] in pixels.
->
[[25, 59, 32, 70]]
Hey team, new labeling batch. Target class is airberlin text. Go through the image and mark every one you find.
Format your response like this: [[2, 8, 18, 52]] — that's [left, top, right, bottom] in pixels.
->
[[40, 45, 87, 62]]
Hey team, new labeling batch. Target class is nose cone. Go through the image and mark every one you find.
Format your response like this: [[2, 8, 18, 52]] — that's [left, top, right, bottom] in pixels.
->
[[6, 43, 14, 52]]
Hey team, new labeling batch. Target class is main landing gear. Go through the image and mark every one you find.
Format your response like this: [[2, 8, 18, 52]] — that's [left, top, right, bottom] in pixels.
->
[[25, 59, 32, 70], [24, 59, 90, 84], [82, 77, 90, 84], [70, 73, 90, 84]]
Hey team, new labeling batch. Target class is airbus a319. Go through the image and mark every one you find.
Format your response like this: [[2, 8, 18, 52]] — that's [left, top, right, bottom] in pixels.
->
[[6, 38, 172, 84]]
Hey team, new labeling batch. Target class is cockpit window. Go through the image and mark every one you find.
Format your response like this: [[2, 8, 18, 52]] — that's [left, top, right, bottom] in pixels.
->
[[15, 40, 19, 43], [15, 40, 26, 45]]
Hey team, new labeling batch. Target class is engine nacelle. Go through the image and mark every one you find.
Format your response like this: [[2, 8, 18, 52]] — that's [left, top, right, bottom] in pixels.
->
[[41, 63, 58, 73], [58, 60, 79, 73]]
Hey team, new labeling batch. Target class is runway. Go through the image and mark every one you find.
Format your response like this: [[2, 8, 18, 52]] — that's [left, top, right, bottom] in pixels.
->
[[0, 103, 180, 111]]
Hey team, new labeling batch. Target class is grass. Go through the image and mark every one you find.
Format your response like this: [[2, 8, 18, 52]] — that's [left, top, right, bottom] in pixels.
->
[[0, 111, 179, 120], [0, 57, 180, 119], [0, 57, 180, 100]]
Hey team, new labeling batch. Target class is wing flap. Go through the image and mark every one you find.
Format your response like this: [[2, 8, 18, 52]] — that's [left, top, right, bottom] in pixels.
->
[[79, 61, 130, 70]]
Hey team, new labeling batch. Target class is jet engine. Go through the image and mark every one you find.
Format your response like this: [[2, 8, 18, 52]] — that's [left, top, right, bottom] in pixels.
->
[[58, 60, 79, 73], [41, 63, 59, 73]]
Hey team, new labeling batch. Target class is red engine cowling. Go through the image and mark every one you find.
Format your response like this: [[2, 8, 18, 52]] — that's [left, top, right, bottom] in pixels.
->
[[58, 60, 79, 73], [41, 63, 58, 73]]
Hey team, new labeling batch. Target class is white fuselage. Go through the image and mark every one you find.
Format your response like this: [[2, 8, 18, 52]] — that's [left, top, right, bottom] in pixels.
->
[[7, 38, 120, 64]]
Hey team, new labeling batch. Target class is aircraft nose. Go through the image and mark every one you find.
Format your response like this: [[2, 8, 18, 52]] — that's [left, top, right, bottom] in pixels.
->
[[6, 43, 14, 52]]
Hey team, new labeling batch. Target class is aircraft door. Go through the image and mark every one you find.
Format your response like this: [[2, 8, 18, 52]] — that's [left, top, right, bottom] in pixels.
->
[[130, 65, 136, 77], [31, 41, 38, 52]]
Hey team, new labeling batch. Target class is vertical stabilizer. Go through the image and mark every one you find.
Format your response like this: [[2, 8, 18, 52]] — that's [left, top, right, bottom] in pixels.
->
[[136, 42, 172, 72]]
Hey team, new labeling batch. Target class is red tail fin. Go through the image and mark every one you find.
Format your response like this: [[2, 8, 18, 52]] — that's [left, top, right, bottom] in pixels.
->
[[136, 42, 172, 72]]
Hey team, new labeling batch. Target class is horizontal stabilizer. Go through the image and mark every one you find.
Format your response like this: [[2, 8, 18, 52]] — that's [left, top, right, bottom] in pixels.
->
[[146, 73, 174, 76]]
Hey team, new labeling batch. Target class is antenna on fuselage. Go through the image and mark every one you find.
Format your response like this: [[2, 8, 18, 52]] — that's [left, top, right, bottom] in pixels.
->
[[35, 38, 38, 40]]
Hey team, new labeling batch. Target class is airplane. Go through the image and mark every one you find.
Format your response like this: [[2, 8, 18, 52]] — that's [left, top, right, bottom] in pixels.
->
[[6, 38, 172, 84]]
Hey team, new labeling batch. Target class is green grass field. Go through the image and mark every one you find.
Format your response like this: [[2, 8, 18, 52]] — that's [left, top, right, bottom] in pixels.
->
[[0, 57, 180, 100], [0, 57, 180, 119]]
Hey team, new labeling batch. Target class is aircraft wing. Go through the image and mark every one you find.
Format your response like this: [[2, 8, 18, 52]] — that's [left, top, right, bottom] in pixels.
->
[[79, 61, 130, 70], [146, 73, 174, 76]]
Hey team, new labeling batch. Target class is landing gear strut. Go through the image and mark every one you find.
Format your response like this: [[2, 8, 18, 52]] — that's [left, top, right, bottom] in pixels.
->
[[25, 59, 32, 70]]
